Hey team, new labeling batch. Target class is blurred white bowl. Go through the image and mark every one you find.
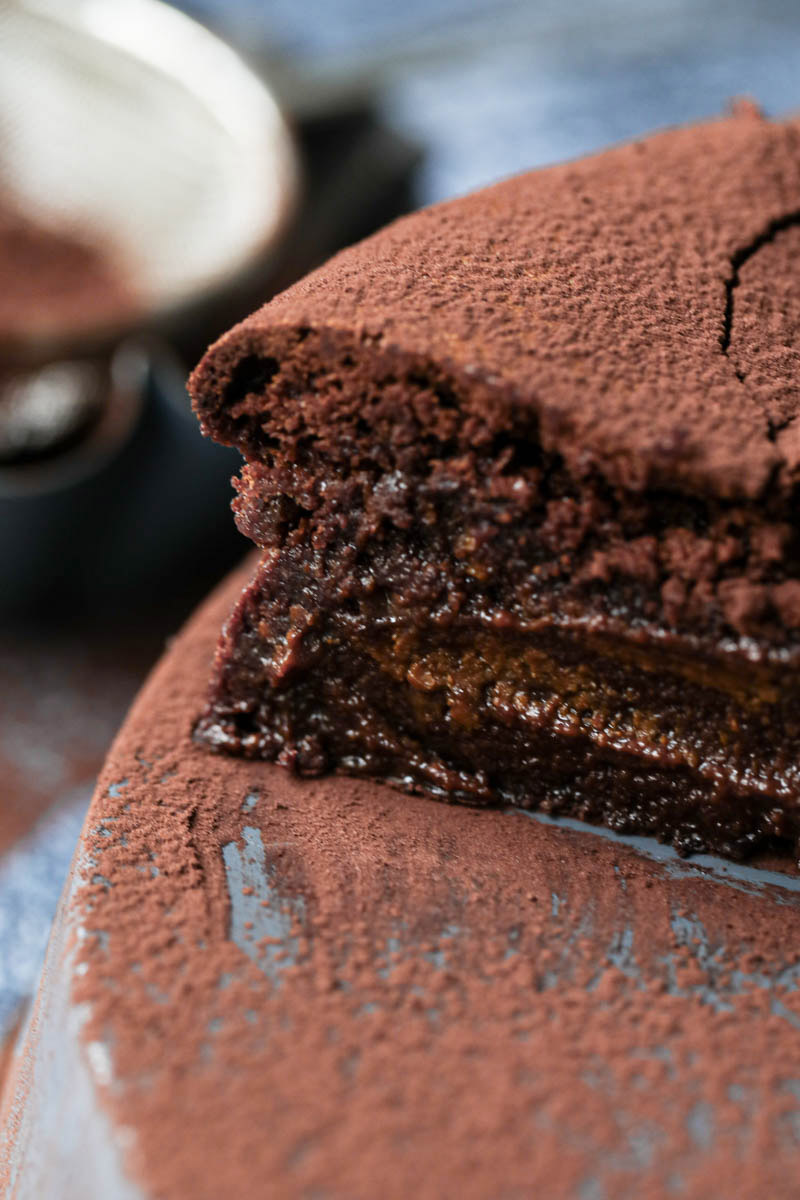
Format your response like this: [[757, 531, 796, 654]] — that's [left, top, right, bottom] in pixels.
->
[[0, 0, 299, 359]]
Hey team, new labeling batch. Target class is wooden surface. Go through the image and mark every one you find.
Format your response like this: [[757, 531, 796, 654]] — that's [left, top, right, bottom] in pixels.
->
[[0, 632, 159, 855]]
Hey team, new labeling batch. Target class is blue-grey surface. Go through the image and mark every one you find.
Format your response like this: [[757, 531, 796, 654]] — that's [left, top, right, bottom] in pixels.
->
[[0, 838, 144, 1200], [178, 0, 800, 202], [0, 792, 87, 1031]]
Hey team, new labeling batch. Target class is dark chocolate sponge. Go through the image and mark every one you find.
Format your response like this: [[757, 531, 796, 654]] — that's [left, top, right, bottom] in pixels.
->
[[190, 106, 800, 859]]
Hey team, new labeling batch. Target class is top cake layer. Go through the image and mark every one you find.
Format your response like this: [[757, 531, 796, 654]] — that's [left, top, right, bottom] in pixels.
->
[[194, 104, 800, 504]]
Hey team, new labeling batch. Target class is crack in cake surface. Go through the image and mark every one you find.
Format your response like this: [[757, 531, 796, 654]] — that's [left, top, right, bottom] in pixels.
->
[[720, 208, 800, 357]]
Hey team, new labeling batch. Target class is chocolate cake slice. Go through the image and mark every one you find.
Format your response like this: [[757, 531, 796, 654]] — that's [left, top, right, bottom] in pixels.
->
[[190, 105, 800, 859]]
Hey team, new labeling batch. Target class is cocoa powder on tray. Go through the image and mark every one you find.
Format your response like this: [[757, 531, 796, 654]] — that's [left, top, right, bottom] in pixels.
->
[[0, 196, 137, 354], [61, 565, 800, 1199]]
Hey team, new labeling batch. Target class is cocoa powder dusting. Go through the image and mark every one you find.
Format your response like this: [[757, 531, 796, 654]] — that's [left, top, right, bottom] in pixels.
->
[[0, 196, 137, 354], [45, 565, 800, 1198]]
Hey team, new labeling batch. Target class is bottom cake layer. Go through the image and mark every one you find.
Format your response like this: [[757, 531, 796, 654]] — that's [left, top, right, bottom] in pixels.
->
[[195, 574, 800, 860]]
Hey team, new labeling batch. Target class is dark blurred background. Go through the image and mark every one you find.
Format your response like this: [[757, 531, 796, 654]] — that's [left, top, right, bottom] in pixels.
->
[[2, 0, 800, 1047]]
